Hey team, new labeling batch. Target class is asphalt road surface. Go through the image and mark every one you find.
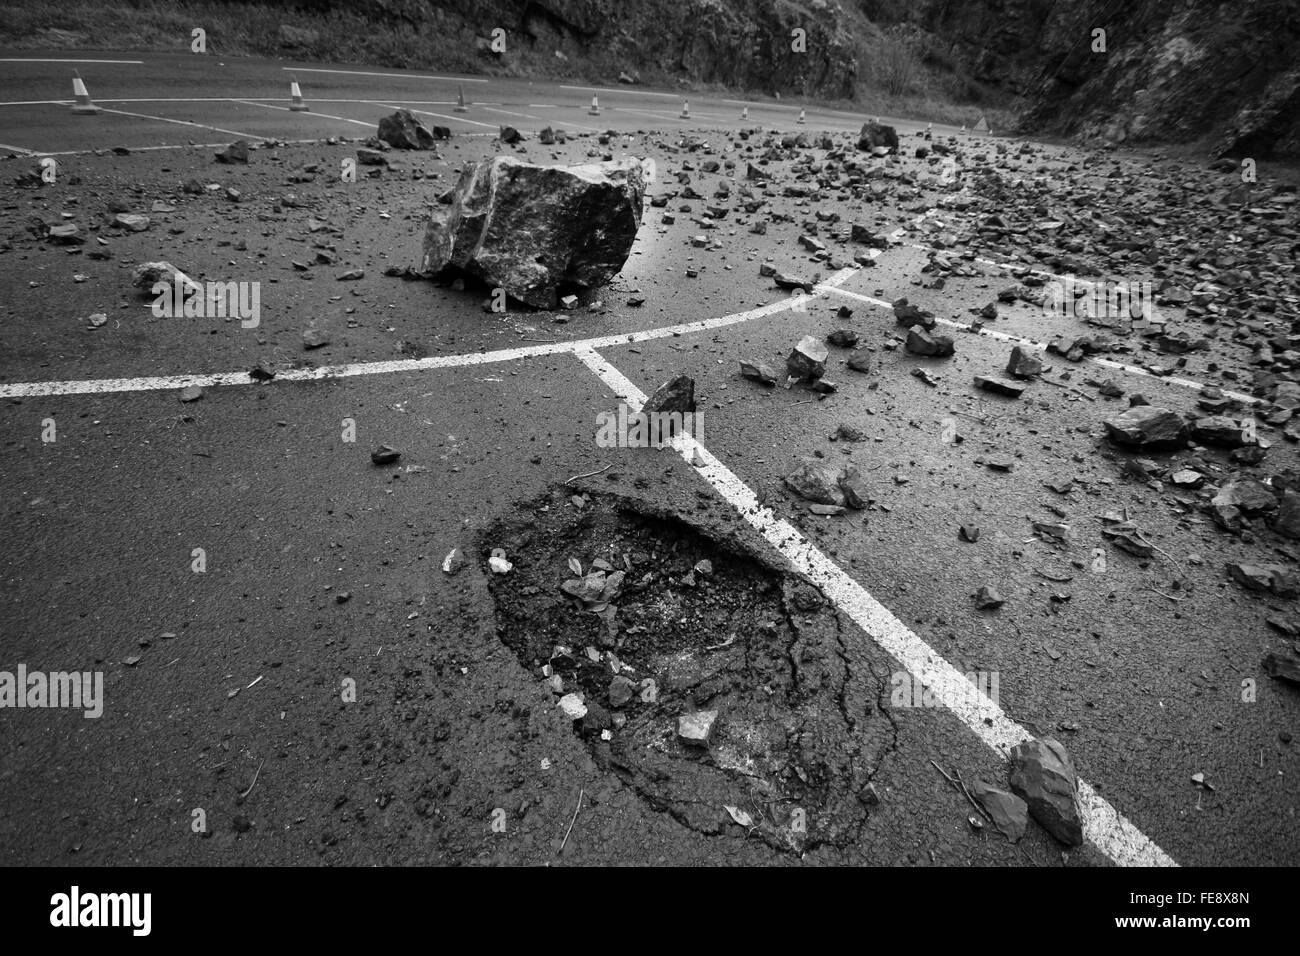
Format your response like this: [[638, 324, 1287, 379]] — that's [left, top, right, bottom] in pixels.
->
[[0, 50, 1297, 867]]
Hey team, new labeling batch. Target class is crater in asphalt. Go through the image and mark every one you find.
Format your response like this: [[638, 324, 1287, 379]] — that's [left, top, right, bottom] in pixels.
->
[[486, 488, 891, 852]]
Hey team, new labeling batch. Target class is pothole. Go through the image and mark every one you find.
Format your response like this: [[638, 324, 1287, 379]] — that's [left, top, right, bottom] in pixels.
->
[[485, 487, 892, 853]]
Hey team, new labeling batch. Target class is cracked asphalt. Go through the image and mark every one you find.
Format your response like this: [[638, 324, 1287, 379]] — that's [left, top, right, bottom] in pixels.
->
[[0, 50, 1297, 867]]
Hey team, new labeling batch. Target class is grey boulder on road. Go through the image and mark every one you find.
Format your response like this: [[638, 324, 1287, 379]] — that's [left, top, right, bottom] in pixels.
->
[[420, 155, 649, 309]]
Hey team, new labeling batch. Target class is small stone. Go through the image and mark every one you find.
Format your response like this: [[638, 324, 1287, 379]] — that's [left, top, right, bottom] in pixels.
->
[[739, 361, 778, 386], [787, 336, 828, 381], [905, 326, 954, 357], [302, 328, 331, 349], [558, 693, 588, 720], [677, 709, 719, 747], [970, 782, 1028, 842], [1007, 346, 1043, 378], [975, 585, 1005, 609], [974, 375, 1025, 397], [371, 445, 401, 465], [178, 385, 204, 403]]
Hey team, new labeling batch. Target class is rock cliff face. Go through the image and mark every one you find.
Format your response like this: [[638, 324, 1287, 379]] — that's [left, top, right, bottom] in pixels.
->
[[858, 0, 1299, 157], [280, 0, 1298, 156]]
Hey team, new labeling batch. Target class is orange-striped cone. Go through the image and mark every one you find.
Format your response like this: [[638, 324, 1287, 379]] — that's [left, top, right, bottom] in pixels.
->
[[288, 76, 309, 112], [70, 71, 100, 115], [588, 96, 600, 116], [796, 109, 806, 124], [679, 100, 690, 119], [454, 85, 469, 113], [741, 106, 748, 120]]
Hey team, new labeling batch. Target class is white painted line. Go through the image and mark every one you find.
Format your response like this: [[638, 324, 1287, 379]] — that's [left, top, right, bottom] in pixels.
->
[[0, 270, 856, 399], [365, 101, 497, 130], [560, 84, 677, 99], [480, 105, 601, 133], [37, 139, 322, 157], [611, 105, 699, 124], [571, 344, 1177, 868], [232, 99, 376, 129], [97, 106, 267, 142], [285, 67, 488, 83], [0, 58, 142, 64], [819, 283, 1259, 405], [0, 141, 37, 155]]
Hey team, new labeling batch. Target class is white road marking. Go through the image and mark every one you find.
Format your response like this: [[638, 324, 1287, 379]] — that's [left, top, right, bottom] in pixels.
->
[[0, 98, 490, 107], [232, 99, 376, 129], [36, 139, 322, 157], [0, 141, 37, 155], [820, 284, 1259, 405], [96, 106, 267, 141], [0, 269, 856, 399], [284, 67, 488, 83], [480, 105, 601, 132], [560, 84, 678, 99], [571, 344, 1177, 868], [0, 58, 142, 64], [614, 105, 717, 123], [365, 101, 497, 130]]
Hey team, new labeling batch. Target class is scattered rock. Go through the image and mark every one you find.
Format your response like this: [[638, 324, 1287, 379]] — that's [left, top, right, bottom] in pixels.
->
[[677, 709, 718, 747], [371, 445, 401, 465], [970, 782, 1028, 842], [1103, 405, 1189, 451], [377, 109, 437, 150], [787, 336, 828, 381], [1008, 737, 1083, 846]]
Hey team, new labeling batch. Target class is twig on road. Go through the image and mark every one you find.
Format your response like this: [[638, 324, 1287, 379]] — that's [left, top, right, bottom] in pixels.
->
[[558, 787, 584, 855], [565, 464, 612, 485], [930, 759, 990, 821], [240, 759, 265, 799]]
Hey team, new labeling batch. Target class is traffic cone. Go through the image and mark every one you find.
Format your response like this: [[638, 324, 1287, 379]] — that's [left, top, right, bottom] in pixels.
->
[[454, 85, 469, 113], [741, 106, 748, 120], [960, 123, 967, 134], [796, 109, 806, 125], [70, 71, 100, 115], [588, 96, 600, 116], [680, 100, 690, 119], [288, 76, 309, 112]]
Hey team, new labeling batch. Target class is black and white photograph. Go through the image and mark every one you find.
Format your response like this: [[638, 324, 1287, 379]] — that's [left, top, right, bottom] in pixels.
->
[[0, 0, 1294, 929]]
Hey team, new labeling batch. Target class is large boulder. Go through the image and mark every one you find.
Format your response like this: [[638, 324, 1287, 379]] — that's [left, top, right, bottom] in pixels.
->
[[858, 121, 899, 152], [378, 109, 437, 150], [420, 156, 648, 309]]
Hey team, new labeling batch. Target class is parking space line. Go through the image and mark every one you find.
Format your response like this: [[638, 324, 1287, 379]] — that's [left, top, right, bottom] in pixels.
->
[[571, 343, 1178, 868], [365, 101, 498, 130], [560, 84, 677, 99], [232, 99, 377, 129], [97, 106, 267, 141], [820, 283, 1259, 405], [480, 105, 601, 133], [614, 105, 718, 123], [36, 139, 322, 157], [0, 58, 142, 64], [285, 67, 488, 83], [0, 141, 37, 155], [0, 269, 856, 399]]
